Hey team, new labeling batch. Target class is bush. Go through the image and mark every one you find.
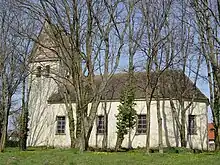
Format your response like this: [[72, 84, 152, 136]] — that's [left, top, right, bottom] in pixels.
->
[[6, 140, 19, 147]]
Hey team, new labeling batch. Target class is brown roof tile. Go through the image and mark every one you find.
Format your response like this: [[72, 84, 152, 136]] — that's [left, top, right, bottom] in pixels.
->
[[208, 123, 215, 140], [48, 70, 208, 104]]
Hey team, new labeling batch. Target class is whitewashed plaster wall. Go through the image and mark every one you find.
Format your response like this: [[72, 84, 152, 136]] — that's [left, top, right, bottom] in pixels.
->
[[28, 97, 208, 150]]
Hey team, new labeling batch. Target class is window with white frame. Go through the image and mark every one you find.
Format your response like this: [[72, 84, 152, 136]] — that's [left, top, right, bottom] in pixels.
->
[[56, 116, 66, 134], [136, 114, 146, 134], [188, 115, 197, 135], [97, 115, 105, 134]]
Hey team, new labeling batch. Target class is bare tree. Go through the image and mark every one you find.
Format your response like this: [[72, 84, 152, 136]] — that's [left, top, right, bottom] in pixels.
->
[[162, 0, 201, 148], [138, 0, 173, 153], [0, 1, 33, 151], [18, 0, 132, 151], [19, 38, 33, 150], [191, 0, 220, 150]]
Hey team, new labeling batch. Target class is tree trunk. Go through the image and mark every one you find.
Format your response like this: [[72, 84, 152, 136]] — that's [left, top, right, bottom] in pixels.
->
[[180, 108, 187, 147], [213, 96, 220, 150], [193, 0, 220, 150], [68, 110, 75, 148], [156, 95, 163, 153], [145, 46, 153, 153], [62, 88, 76, 148], [102, 101, 108, 149], [0, 75, 9, 152], [76, 106, 81, 140], [145, 60, 152, 153], [0, 123, 7, 152], [0, 116, 3, 147], [84, 100, 102, 150], [145, 99, 151, 153], [115, 133, 124, 151], [214, 125, 220, 150], [75, 104, 94, 151], [180, 127, 186, 147], [0, 105, 7, 152], [128, 127, 132, 149], [155, 45, 163, 153], [75, 120, 92, 151], [0, 102, 10, 152], [19, 78, 29, 150], [75, 105, 86, 151]]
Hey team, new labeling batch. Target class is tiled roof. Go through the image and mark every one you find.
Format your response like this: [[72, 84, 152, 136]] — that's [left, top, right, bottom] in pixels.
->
[[208, 123, 215, 140], [48, 70, 208, 104]]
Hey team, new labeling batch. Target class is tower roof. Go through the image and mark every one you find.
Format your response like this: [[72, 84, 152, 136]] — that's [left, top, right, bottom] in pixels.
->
[[29, 22, 59, 63]]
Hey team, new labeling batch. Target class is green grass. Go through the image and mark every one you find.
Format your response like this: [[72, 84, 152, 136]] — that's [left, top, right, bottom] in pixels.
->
[[1, 148, 220, 165]]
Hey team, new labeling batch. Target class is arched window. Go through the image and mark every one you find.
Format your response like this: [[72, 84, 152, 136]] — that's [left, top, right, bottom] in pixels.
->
[[36, 66, 41, 77], [45, 65, 50, 77]]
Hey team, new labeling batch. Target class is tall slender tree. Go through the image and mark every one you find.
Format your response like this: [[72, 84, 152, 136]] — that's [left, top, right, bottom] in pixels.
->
[[18, 0, 131, 151], [192, 0, 220, 150], [0, 2, 34, 151], [138, 0, 173, 153]]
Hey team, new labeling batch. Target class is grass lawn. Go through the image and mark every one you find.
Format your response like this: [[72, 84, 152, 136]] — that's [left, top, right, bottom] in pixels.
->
[[1, 148, 220, 165]]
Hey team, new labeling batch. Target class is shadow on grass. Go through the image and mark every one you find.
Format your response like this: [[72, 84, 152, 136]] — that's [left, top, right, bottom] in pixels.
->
[[87, 146, 204, 154], [4, 146, 207, 156]]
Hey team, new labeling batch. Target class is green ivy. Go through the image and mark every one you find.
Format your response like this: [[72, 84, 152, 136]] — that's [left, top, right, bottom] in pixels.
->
[[116, 84, 137, 136]]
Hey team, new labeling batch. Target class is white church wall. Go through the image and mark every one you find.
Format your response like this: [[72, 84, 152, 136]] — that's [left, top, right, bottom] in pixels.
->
[[28, 98, 208, 150], [28, 61, 59, 146]]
